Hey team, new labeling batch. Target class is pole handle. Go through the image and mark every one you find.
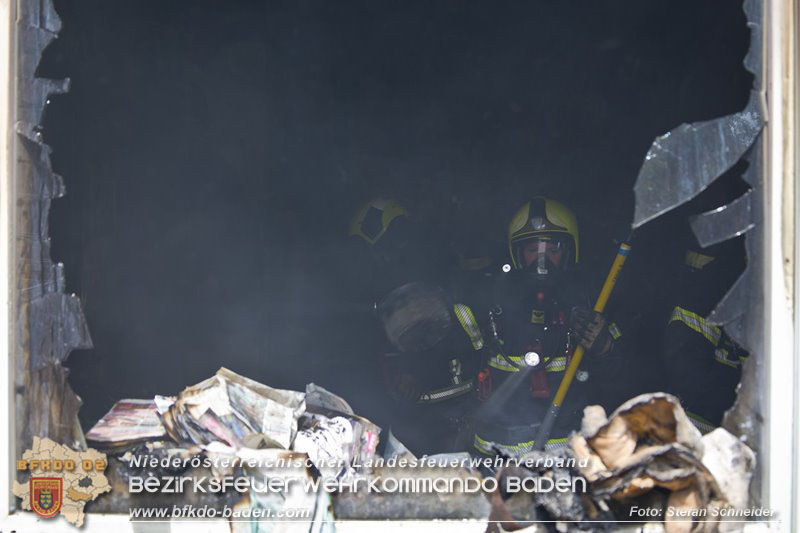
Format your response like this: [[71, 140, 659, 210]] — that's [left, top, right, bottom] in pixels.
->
[[533, 242, 631, 450]]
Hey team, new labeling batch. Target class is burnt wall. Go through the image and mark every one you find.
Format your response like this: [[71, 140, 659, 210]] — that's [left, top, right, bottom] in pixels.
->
[[35, 0, 752, 428]]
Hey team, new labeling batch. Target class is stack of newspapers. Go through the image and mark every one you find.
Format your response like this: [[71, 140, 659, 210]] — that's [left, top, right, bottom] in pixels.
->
[[157, 367, 305, 450], [86, 367, 380, 477], [84, 398, 168, 452]]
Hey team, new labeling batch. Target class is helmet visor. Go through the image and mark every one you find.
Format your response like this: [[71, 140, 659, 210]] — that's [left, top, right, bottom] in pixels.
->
[[513, 236, 572, 274]]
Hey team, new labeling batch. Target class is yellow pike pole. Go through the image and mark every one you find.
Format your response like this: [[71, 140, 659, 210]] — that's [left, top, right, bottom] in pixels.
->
[[533, 241, 631, 450]]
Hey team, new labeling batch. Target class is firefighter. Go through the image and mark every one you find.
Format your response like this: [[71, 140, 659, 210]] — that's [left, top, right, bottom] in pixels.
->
[[347, 196, 453, 326], [463, 197, 613, 457], [377, 282, 484, 454], [347, 197, 419, 301], [347, 197, 480, 454], [661, 240, 748, 432]]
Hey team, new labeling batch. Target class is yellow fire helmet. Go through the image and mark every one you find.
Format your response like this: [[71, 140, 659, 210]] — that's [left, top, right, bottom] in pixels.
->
[[507, 196, 579, 269], [349, 197, 409, 245]]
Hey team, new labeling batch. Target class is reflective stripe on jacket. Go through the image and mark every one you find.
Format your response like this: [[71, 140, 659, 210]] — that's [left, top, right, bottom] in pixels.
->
[[669, 306, 745, 369], [473, 433, 569, 457], [487, 354, 566, 373], [414, 303, 483, 404], [454, 303, 484, 350]]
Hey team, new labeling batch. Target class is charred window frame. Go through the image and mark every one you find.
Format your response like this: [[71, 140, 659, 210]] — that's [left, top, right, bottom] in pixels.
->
[[0, 0, 796, 529], [630, 0, 797, 523]]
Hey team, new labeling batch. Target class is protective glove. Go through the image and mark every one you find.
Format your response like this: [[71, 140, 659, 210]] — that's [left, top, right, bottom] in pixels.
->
[[570, 307, 612, 354]]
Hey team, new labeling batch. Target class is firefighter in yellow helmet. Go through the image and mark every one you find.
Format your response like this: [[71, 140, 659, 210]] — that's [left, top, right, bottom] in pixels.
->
[[347, 197, 443, 301], [464, 197, 613, 457], [346, 197, 480, 455], [507, 196, 580, 272], [349, 197, 409, 247]]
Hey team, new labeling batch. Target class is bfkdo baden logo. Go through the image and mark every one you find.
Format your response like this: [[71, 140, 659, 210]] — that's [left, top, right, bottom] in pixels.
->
[[30, 478, 63, 518], [13, 437, 112, 527]]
